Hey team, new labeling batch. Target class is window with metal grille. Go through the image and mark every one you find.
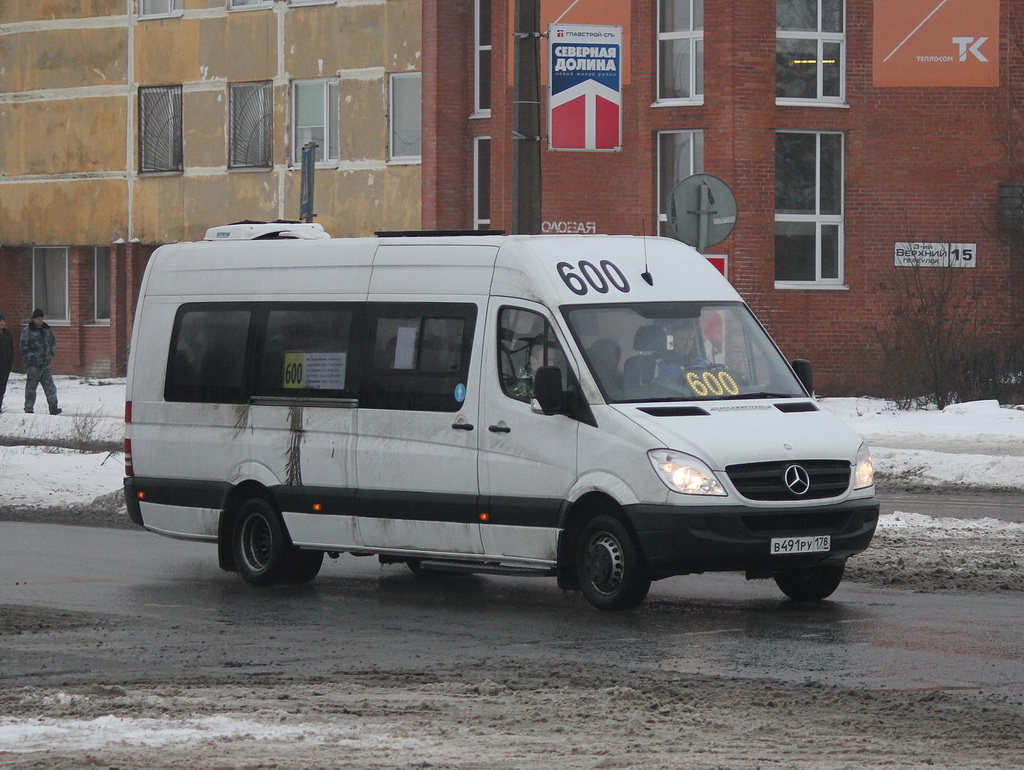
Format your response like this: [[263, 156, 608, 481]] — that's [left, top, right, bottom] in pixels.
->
[[139, 85, 183, 173], [230, 81, 273, 169]]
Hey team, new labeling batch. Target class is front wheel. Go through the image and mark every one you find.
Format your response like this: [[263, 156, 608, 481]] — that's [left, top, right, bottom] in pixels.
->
[[575, 515, 651, 610], [774, 563, 845, 601]]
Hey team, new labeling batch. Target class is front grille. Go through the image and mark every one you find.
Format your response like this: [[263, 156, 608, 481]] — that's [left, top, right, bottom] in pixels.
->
[[726, 459, 851, 501], [741, 511, 849, 535]]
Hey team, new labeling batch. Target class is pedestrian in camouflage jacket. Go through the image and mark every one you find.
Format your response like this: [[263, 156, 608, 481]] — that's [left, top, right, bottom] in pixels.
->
[[20, 308, 61, 415]]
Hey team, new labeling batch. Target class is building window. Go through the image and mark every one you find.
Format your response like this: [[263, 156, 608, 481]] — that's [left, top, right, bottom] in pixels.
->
[[230, 81, 273, 169], [776, 0, 845, 103], [229, 0, 271, 8], [474, 136, 491, 230], [32, 247, 69, 323], [292, 79, 339, 165], [139, 85, 183, 173], [475, 0, 492, 115], [139, 0, 182, 16], [94, 247, 111, 323], [658, 0, 704, 102], [657, 130, 704, 237], [775, 131, 844, 285], [389, 73, 422, 163]]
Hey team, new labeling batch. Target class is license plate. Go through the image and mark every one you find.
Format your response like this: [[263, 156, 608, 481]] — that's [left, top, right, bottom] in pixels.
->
[[770, 535, 830, 555]]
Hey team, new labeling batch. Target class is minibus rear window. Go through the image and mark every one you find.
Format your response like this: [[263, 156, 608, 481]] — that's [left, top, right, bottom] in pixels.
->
[[165, 306, 252, 404]]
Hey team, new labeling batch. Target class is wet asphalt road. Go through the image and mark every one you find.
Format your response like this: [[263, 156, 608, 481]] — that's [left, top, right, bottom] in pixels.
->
[[877, 489, 1024, 523], [1, 521, 1022, 711]]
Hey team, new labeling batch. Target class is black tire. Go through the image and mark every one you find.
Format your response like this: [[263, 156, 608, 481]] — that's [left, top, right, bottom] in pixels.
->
[[575, 515, 651, 610], [233, 497, 322, 585], [774, 563, 845, 602]]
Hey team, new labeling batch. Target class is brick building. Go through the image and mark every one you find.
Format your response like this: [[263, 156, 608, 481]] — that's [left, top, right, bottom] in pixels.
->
[[423, 0, 1024, 396], [0, 0, 421, 378]]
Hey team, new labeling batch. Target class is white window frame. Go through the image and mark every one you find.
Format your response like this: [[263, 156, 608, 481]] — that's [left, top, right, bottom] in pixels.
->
[[32, 247, 70, 324], [388, 72, 422, 164], [656, 0, 704, 104], [473, 136, 491, 230], [94, 246, 111, 324], [230, 81, 274, 169], [139, 0, 183, 18], [474, 0, 492, 117], [229, 0, 272, 9], [776, 0, 846, 106], [774, 130, 845, 288], [656, 129, 704, 237], [291, 78, 339, 167], [289, 0, 335, 6]]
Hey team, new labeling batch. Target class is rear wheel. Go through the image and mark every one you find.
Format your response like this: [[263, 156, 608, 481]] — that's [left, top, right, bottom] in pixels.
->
[[233, 497, 321, 585], [575, 515, 651, 610], [774, 563, 845, 601]]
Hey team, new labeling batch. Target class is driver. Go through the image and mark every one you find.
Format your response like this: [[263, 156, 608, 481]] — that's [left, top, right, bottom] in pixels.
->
[[655, 321, 710, 378]]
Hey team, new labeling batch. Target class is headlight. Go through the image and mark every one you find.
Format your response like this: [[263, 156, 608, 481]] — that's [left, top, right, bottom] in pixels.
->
[[854, 442, 874, 489], [647, 450, 727, 496]]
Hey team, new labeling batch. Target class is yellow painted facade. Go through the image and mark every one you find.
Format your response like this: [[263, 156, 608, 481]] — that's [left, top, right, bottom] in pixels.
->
[[0, 0, 422, 377], [0, 0, 422, 246]]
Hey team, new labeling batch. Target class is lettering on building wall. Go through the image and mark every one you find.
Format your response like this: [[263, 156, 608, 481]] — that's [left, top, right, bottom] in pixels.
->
[[542, 221, 597, 234], [894, 242, 977, 268]]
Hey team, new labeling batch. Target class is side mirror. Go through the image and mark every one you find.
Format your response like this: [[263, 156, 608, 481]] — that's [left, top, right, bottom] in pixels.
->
[[791, 359, 813, 395], [532, 366, 564, 415]]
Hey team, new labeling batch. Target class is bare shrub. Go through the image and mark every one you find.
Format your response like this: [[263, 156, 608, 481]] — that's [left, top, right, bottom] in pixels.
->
[[874, 263, 1011, 409]]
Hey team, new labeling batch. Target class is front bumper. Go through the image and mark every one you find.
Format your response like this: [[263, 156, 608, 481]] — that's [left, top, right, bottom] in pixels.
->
[[624, 497, 879, 579]]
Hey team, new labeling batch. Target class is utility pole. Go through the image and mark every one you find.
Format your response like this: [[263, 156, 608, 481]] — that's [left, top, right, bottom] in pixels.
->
[[512, 0, 542, 234]]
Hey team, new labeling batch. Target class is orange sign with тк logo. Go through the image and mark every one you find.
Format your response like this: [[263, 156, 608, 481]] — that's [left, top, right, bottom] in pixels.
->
[[873, 0, 1000, 87]]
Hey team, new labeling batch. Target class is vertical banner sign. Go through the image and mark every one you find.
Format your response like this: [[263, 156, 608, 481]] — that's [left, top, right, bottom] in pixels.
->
[[873, 0, 1000, 87], [548, 24, 622, 152]]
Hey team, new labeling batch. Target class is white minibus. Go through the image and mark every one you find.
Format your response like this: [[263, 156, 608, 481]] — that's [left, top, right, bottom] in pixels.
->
[[124, 223, 877, 609]]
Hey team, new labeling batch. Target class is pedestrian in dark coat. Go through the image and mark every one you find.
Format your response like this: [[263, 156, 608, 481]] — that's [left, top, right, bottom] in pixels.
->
[[20, 308, 61, 415], [0, 313, 13, 413]]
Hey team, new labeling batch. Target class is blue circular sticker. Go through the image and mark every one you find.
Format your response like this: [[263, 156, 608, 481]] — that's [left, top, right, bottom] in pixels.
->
[[454, 383, 467, 403]]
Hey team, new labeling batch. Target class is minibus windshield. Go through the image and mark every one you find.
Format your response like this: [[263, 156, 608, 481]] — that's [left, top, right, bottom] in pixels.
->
[[564, 302, 806, 403]]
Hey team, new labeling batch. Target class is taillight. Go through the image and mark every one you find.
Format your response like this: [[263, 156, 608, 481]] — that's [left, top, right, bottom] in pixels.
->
[[124, 401, 133, 477]]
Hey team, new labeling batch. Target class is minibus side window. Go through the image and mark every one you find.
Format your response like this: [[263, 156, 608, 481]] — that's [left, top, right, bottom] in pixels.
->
[[255, 305, 356, 398], [360, 303, 476, 412], [498, 308, 565, 402], [165, 306, 251, 403]]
